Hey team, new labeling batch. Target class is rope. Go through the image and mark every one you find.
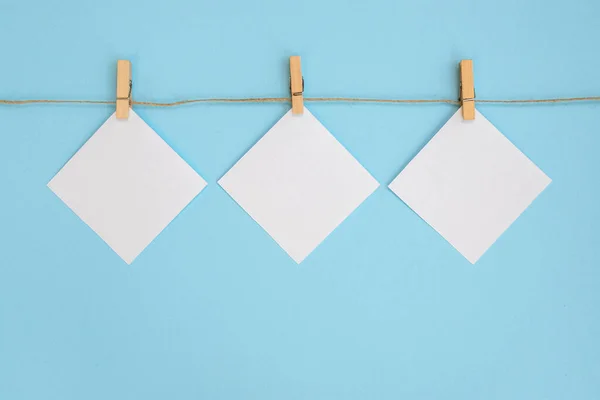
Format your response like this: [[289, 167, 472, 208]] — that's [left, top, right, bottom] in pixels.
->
[[1, 96, 600, 107]]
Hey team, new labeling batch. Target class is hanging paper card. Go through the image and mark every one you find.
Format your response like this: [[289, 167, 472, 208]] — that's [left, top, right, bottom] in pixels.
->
[[219, 108, 379, 263], [48, 111, 206, 264], [389, 108, 551, 263]]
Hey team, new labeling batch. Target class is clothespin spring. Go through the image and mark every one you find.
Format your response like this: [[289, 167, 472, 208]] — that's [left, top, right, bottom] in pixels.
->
[[117, 80, 132, 105], [291, 78, 304, 97]]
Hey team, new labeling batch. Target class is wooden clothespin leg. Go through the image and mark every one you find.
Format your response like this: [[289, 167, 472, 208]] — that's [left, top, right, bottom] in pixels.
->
[[116, 60, 132, 120], [460, 59, 475, 120], [290, 56, 304, 115]]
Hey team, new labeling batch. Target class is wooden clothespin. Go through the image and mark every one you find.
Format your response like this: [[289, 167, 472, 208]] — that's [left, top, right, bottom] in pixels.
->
[[459, 59, 475, 120], [290, 56, 304, 115], [116, 60, 132, 119]]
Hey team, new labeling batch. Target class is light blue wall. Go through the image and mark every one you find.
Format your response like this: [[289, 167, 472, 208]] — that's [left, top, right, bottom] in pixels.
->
[[1, 1, 599, 399]]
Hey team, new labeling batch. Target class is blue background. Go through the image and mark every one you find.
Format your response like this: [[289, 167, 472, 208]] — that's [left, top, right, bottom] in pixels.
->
[[1, 0, 599, 399]]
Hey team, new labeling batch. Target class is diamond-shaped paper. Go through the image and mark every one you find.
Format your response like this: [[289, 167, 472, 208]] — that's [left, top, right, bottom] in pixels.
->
[[48, 111, 206, 264], [389, 108, 551, 263], [219, 108, 379, 263]]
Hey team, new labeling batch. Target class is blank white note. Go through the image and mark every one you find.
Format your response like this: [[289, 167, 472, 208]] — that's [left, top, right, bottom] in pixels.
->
[[219, 108, 379, 263], [389, 108, 551, 263], [48, 111, 206, 264]]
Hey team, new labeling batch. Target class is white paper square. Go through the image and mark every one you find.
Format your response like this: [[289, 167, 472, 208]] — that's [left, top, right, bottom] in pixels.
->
[[48, 110, 206, 264], [389, 108, 551, 263], [219, 108, 379, 263]]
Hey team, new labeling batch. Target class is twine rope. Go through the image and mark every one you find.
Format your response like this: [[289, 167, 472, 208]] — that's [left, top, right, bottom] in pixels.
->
[[1, 96, 599, 107]]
